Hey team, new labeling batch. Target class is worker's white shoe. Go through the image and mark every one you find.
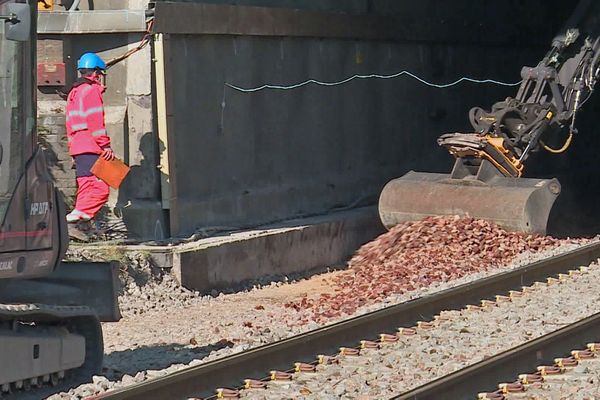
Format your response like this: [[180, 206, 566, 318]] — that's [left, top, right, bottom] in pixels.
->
[[66, 209, 92, 223]]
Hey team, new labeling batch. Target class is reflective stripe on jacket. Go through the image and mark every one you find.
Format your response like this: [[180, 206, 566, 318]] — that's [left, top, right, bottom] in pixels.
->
[[65, 78, 110, 156]]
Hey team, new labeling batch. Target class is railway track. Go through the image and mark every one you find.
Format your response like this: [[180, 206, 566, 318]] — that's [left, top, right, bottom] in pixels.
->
[[397, 313, 600, 400], [476, 333, 600, 400], [94, 242, 600, 400]]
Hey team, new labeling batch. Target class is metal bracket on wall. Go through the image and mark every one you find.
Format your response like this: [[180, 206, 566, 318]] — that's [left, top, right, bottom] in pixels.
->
[[37, 62, 65, 86]]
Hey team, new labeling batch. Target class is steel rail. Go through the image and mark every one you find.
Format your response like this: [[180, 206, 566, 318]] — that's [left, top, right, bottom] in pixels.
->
[[395, 311, 600, 400], [94, 242, 600, 400]]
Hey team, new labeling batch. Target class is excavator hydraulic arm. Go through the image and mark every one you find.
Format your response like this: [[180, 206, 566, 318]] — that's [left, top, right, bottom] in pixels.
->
[[380, 0, 600, 234]]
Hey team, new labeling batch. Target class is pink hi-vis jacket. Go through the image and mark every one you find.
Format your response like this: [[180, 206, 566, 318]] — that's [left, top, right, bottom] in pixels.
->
[[65, 78, 111, 156]]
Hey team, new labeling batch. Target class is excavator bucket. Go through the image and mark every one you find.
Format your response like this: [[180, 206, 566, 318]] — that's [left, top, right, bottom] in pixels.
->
[[379, 169, 561, 235]]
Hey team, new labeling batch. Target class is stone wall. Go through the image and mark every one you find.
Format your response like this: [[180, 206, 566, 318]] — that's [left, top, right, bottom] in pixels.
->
[[36, 4, 167, 239], [38, 114, 77, 206]]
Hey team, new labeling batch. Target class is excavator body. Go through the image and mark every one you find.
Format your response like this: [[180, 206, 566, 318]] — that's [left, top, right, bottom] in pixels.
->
[[0, 0, 119, 394]]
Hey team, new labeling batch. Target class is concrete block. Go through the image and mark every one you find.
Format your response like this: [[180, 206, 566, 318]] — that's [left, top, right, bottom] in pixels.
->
[[126, 44, 151, 95], [37, 38, 63, 62], [49, 168, 77, 181], [129, 0, 150, 9], [126, 96, 154, 166], [39, 134, 59, 143], [38, 115, 66, 126], [148, 251, 173, 270], [171, 207, 384, 293], [53, 177, 77, 189], [114, 200, 169, 240], [105, 105, 127, 126], [37, 10, 146, 33], [37, 100, 65, 115]]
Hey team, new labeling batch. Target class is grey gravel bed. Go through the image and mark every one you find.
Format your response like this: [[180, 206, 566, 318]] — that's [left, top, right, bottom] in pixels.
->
[[45, 242, 593, 399], [239, 263, 600, 399]]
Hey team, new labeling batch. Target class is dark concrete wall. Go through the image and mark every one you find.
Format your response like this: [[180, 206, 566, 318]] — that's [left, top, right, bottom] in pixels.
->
[[156, 0, 368, 13], [40, 1, 586, 238], [527, 92, 600, 237], [161, 0, 575, 236], [154, 0, 575, 23]]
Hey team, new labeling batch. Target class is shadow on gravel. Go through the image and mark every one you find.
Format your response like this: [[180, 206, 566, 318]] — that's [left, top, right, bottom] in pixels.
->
[[102, 339, 235, 380], [0, 341, 235, 399]]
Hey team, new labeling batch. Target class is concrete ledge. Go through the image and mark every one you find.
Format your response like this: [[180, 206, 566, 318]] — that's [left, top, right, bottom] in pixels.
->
[[38, 11, 147, 34], [74, 207, 383, 293], [172, 206, 383, 292]]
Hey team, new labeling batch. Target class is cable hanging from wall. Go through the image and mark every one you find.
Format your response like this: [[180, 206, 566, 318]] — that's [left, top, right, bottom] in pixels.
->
[[105, 18, 155, 69], [225, 70, 522, 93]]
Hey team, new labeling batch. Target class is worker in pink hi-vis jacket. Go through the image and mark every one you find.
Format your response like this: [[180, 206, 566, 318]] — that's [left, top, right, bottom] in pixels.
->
[[65, 53, 115, 223]]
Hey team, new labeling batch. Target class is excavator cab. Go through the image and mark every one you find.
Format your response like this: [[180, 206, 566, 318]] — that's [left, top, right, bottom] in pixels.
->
[[0, 0, 68, 279]]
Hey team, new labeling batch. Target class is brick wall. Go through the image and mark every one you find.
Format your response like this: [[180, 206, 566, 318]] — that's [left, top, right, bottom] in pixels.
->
[[37, 112, 78, 207]]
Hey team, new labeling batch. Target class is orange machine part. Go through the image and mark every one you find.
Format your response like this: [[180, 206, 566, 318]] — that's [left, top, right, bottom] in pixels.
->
[[38, 0, 54, 11]]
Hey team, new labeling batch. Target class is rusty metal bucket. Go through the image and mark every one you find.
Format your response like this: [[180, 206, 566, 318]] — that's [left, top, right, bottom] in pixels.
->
[[379, 171, 561, 234]]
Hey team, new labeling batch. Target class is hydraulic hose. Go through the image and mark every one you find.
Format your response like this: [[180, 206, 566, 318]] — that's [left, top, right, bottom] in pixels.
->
[[540, 133, 574, 154]]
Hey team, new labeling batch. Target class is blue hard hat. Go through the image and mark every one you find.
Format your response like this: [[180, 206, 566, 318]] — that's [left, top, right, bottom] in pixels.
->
[[77, 53, 106, 70]]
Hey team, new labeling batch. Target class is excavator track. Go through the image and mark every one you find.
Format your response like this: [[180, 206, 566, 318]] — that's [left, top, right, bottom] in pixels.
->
[[0, 304, 103, 397]]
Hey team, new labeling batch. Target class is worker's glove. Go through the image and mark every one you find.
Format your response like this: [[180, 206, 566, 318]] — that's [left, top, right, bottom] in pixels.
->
[[102, 148, 115, 161]]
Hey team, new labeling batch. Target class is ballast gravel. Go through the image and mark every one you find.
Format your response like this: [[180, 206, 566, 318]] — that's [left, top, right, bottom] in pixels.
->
[[284, 216, 583, 324], [65, 248, 209, 317], [240, 263, 600, 399], [43, 219, 593, 399]]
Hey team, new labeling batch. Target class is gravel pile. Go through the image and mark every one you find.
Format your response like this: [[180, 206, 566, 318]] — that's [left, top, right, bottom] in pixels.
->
[[284, 216, 581, 323], [241, 263, 600, 399]]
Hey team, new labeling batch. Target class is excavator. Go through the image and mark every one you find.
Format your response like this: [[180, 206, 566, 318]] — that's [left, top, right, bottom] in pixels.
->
[[380, 0, 600, 235], [0, 0, 119, 395]]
